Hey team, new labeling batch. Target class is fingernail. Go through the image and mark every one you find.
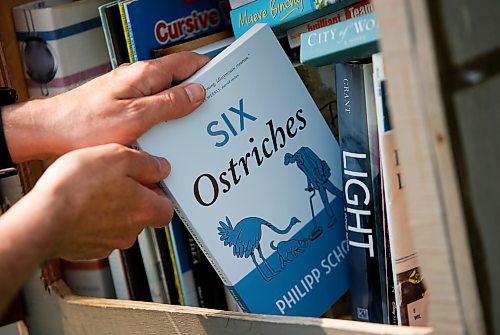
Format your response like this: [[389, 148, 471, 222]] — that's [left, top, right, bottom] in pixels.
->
[[154, 156, 171, 174], [184, 83, 205, 104]]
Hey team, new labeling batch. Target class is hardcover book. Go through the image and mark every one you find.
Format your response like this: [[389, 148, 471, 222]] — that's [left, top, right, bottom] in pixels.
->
[[300, 12, 379, 67], [137, 23, 349, 316], [12, 0, 111, 97], [120, 0, 231, 61]]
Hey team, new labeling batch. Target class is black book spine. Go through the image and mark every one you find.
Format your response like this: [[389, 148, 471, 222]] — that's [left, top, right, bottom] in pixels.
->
[[335, 62, 388, 323], [120, 241, 152, 302], [105, 3, 129, 66], [153, 227, 181, 305]]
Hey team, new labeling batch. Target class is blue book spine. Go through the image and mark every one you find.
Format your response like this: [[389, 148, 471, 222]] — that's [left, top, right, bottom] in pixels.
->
[[124, 0, 231, 61], [335, 62, 387, 323], [300, 12, 379, 67]]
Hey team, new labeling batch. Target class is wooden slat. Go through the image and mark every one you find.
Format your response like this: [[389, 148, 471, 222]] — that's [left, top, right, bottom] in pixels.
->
[[52, 281, 432, 335], [373, 0, 485, 334]]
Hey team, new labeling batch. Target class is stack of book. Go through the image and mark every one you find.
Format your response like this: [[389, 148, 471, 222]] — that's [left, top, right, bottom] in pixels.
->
[[0, 0, 430, 325]]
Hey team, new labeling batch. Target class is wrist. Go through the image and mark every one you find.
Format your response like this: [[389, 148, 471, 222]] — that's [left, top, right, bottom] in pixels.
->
[[2, 98, 54, 162]]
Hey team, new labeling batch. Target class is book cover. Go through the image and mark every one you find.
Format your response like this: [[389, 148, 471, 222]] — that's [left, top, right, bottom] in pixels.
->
[[230, 0, 362, 38], [300, 12, 379, 67], [122, 0, 231, 61], [335, 62, 389, 323], [287, 0, 372, 49], [12, 0, 111, 97], [137, 23, 349, 316], [372, 53, 428, 326]]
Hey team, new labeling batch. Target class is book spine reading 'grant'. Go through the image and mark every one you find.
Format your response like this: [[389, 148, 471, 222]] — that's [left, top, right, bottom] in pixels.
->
[[335, 62, 388, 323]]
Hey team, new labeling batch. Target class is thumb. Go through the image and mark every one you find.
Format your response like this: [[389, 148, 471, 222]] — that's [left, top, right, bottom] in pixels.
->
[[134, 82, 206, 126]]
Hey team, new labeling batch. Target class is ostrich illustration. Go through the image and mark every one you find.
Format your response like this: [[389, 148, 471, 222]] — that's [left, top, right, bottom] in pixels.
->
[[217, 216, 301, 281]]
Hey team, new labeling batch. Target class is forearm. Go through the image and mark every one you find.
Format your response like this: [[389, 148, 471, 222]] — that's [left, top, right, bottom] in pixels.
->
[[0, 191, 58, 315], [2, 98, 53, 162]]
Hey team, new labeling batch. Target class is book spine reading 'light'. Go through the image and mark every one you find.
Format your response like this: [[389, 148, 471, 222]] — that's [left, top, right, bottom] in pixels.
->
[[335, 62, 387, 323]]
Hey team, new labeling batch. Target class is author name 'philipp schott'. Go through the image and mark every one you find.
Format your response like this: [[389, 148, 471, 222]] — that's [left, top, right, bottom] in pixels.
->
[[193, 98, 308, 207]]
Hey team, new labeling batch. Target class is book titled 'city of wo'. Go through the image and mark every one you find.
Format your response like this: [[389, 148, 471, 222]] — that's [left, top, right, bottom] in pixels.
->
[[137, 24, 349, 317]]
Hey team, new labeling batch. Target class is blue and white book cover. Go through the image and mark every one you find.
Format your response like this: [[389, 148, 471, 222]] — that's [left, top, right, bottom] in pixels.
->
[[123, 0, 231, 61], [137, 23, 349, 316]]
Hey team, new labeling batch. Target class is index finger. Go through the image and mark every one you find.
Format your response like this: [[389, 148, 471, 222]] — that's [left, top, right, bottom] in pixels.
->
[[132, 52, 210, 96]]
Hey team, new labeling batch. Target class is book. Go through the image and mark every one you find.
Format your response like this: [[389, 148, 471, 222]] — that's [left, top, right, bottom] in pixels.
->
[[108, 242, 153, 302], [300, 12, 379, 67], [12, 0, 112, 98], [230, 0, 360, 38], [168, 215, 200, 306], [335, 62, 390, 323], [99, 1, 130, 68], [152, 29, 234, 59], [137, 23, 349, 316], [372, 53, 428, 326], [137, 228, 170, 303], [287, 0, 372, 49], [120, 0, 231, 61], [61, 259, 116, 299]]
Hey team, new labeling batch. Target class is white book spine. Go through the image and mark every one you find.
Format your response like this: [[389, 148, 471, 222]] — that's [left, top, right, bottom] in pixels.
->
[[137, 229, 169, 303]]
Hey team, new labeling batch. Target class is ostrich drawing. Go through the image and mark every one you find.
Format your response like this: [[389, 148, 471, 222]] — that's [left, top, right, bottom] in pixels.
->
[[217, 216, 301, 281]]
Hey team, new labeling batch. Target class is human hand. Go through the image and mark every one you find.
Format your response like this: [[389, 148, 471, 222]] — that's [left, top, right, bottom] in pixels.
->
[[3, 52, 209, 162], [18, 143, 173, 260]]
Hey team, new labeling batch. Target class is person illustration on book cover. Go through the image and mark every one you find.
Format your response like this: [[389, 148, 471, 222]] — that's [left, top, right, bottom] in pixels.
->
[[284, 147, 341, 240], [217, 216, 301, 281]]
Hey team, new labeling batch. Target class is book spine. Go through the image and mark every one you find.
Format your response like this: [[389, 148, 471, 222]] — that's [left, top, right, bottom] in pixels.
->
[[108, 249, 132, 300], [137, 228, 170, 303], [169, 216, 200, 307], [153, 227, 181, 305], [118, 1, 136, 63], [163, 225, 186, 305], [120, 241, 153, 302], [104, 3, 129, 67], [230, 0, 316, 38], [300, 12, 379, 67], [98, 3, 117, 69], [335, 62, 386, 323], [372, 53, 428, 326]]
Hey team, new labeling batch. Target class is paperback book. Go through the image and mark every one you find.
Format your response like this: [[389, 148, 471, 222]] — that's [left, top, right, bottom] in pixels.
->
[[286, 0, 372, 49], [137, 23, 349, 316], [335, 62, 390, 323], [232, 0, 367, 38], [300, 12, 379, 67], [372, 53, 428, 326]]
